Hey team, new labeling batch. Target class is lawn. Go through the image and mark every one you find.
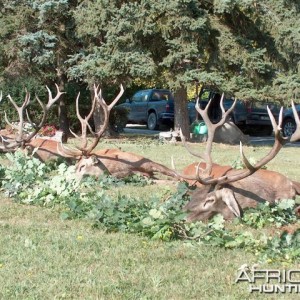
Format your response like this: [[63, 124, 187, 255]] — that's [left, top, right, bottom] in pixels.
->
[[0, 136, 299, 299]]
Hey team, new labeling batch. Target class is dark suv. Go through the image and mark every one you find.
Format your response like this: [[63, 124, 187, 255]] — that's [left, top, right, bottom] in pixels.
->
[[118, 89, 175, 130], [118, 89, 197, 130], [199, 90, 280, 135]]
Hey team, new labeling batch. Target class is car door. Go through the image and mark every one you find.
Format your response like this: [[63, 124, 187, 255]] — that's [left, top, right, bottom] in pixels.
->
[[127, 90, 149, 123]]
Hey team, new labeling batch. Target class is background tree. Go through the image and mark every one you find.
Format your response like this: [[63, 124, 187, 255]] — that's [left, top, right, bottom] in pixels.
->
[[1, 0, 299, 139], [0, 0, 79, 141], [69, 0, 212, 138]]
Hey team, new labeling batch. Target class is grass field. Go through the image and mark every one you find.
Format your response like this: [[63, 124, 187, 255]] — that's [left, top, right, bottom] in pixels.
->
[[0, 136, 300, 299]]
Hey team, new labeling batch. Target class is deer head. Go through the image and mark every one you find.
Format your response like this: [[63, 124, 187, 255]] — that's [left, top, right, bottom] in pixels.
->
[[176, 94, 300, 221], [0, 84, 64, 154], [58, 84, 124, 176]]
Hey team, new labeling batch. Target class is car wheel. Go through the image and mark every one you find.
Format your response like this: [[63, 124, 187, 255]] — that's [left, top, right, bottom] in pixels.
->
[[147, 112, 158, 130], [282, 118, 296, 137]]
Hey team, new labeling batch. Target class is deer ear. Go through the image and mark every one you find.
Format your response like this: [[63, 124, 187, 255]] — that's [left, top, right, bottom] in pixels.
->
[[216, 188, 241, 217]]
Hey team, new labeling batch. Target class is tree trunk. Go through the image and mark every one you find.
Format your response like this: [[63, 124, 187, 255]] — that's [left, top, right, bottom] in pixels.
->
[[174, 85, 190, 141], [57, 71, 69, 143]]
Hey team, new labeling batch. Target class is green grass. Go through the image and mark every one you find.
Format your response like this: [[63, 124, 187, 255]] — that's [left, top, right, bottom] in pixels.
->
[[1, 137, 300, 299]]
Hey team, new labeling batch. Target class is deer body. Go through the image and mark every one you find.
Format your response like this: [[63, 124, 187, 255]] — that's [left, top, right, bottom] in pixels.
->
[[183, 162, 300, 221], [0, 128, 15, 140], [75, 148, 177, 179], [25, 138, 69, 162], [173, 94, 300, 222]]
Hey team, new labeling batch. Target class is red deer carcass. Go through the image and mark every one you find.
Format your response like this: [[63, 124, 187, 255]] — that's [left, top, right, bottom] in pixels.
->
[[176, 94, 300, 221], [0, 85, 66, 162], [59, 84, 177, 180]]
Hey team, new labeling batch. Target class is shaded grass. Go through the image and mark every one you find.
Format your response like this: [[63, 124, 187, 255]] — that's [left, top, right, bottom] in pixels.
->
[[1, 137, 300, 299]]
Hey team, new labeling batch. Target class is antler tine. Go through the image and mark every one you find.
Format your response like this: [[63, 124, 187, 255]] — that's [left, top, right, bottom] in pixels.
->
[[171, 153, 211, 184], [57, 140, 82, 158], [4, 112, 18, 131], [193, 96, 214, 176], [74, 91, 97, 150], [23, 85, 63, 143], [75, 91, 87, 148], [83, 84, 124, 155], [0, 91, 30, 150], [83, 88, 109, 154], [6, 91, 31, 142], [108, 84, 124, 110], [193, 94, 237, 177], [59, 84, 124, 158], [29, 84, 64, 129], [195, 96, 212, 127], [215, 105, 287, 186], [25, 95, 45, 133], [45, 84, 65, 109], [218, 95, 237, 127], [22, 84, 63, 141], [290, 101, 300, 142], [59, 85, 99, 157], [0, 91, 2, 103]]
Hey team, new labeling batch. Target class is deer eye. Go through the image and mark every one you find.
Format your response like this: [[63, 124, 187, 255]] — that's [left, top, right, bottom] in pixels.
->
[[78, 164, 85, 172], [202, 198, 215, 208]]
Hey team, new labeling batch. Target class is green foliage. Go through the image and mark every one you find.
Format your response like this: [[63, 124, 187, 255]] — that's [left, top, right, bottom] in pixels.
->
[[18, 31, 57, 65], [241, 200, 297, 229], [259, 229, 300, 264], [3, 151, 52, 198], [3, 151, 79, 205]]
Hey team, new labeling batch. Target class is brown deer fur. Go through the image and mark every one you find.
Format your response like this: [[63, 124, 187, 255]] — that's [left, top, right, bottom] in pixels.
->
[[25, 138, 71, 162], [75, 148, 178, 179], [182, 162, 300, 221]]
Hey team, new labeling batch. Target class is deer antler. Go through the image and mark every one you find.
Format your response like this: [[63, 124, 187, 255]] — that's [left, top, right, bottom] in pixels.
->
[[225, 101, 300, 185], [0, 84, 64, 151], [59, 84, 124, 157], [177, 99, 300, 188], [178, 94, 237, 182]]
